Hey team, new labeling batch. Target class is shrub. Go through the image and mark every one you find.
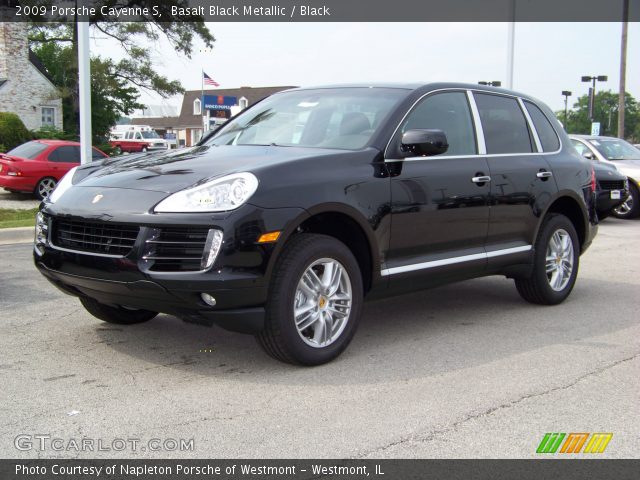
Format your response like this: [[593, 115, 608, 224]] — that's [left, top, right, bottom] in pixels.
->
[[32, 125, 77, 141], [0, 112, 31, 151]]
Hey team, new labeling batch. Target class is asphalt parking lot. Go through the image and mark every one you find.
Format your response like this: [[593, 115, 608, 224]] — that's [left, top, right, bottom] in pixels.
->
[[0, 189, 40, 210], [1, 218, 639, 459]]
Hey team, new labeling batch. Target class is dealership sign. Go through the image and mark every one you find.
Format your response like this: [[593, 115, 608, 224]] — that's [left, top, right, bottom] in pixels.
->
[[202, 95, 238, 111]]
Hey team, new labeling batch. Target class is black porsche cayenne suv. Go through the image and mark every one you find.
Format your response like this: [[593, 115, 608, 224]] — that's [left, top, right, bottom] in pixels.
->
[[34, 83, 598, 365]]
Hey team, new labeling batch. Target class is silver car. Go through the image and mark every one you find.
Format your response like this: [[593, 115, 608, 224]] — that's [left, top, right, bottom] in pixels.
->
[[569, 135, 640, 219]]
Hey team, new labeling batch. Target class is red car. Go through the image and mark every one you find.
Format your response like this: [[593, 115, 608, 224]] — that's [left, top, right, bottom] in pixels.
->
[[0, 140, 108, 200]]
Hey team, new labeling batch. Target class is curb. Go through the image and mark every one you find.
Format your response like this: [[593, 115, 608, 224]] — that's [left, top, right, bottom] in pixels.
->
[[0, 226, 34, 245]]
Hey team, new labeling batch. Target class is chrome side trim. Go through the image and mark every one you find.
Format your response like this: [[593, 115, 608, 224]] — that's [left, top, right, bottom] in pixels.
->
[[385, 151, 556, 163], [485, 245, 533, 257], [467, 90, 486, 154], [517, 97, 543, 153], [381, 245, 532, 276]]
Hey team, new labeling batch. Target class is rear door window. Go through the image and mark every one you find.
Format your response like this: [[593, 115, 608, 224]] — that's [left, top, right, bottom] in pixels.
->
[[524, 101, 560, 152], [49, 145, 81, 163], [474, 93, 533, 154]]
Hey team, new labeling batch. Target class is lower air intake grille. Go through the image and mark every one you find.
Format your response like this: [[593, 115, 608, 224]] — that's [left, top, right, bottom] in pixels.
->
[[599, 180, 625, 191], [144, 227, 210, 272], [52, 220, 139, 256]]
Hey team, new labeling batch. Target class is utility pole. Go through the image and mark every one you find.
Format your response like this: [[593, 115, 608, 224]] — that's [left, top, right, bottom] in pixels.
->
[[562, 91, 572, 127], [618, 0, 629, 139], [506, 0, 516, 89], [77, 20, 91, 164]]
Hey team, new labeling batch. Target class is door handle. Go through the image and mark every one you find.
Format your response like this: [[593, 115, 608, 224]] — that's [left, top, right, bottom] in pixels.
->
[[471, 175, 491, 184], [537, 171, 553, 179]]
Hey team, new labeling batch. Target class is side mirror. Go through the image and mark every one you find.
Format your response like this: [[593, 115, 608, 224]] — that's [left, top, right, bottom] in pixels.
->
[[582, 151, 594, 160], [400, 129, 448, 157]]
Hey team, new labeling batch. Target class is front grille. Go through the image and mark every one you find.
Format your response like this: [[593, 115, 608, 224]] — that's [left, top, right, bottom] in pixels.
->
[[599, 180, 625, 191], [52, 219, 139, 256], [143, 227, 209, 272]]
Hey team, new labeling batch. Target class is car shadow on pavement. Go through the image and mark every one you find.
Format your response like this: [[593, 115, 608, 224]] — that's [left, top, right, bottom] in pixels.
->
[[92, 274, 640, 385]]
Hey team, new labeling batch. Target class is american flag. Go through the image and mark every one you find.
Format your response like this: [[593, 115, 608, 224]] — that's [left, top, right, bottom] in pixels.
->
[[203, 72, 220, 87]]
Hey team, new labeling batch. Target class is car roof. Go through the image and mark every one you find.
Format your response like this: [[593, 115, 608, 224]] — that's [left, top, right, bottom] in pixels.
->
[[33, 139, 81, 146], [569, 134, 625, 141], [279, 82, 539, 100]]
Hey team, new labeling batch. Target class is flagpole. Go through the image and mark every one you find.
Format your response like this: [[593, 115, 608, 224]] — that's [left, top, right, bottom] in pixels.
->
[[201, 68, 205, 132]]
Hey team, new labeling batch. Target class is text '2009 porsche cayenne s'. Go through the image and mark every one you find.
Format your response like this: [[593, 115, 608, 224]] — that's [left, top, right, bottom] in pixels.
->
[[34, 83, 598, 365]]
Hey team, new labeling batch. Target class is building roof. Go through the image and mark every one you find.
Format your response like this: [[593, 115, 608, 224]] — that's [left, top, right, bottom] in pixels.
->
[[176, 86, 296, 127], [130, 117, 180, 129], [29, 49, 55, 85]]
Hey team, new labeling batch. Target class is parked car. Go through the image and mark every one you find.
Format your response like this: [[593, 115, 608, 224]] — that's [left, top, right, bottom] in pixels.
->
[[569, 135, 640, 218], [34, 83, 597, 365], [109, 126, 168, 154], [0, 140, 108, 200], [591, 161, 629, 219]]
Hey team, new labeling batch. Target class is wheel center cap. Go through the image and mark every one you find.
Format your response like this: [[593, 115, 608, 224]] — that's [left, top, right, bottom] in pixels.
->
[[318, 295, 328, 310]]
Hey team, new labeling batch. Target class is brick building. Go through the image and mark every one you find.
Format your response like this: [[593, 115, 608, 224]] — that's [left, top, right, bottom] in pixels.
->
[[176, 86, 295, 146], [0, 23, 63, 131]]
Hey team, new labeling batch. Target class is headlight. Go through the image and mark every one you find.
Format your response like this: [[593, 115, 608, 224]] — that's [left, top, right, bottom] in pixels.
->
[[48, 167, 78, 203], [154, 172, 259, 213], [34, 211, 48, 256]]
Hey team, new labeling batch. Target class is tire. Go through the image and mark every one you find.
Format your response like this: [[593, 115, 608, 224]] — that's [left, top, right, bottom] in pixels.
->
[[113, 146, 122, 155], [515, 214, 580, 305], [141, 147, 148, 153], [256, 234, 363, 366], [80, 297, 158, 325], [611, 182, 639, 219], [34, 177, 57, 200]]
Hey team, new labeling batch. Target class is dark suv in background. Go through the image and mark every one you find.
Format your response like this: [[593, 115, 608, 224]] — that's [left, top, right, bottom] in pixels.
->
[[34, 83, 597, 365]]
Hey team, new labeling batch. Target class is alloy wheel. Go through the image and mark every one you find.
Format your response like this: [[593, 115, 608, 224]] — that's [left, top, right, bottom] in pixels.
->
[[293, 258, 352, 348], [613, 195, 633, 216], [38, 178, 57, 199], [545, 228, 574, 291]]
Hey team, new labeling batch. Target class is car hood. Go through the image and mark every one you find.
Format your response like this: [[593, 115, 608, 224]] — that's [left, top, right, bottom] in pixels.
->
[[612, 160, 640, 182], [73, 145, 342, 193], [592, 161, 626, 179]]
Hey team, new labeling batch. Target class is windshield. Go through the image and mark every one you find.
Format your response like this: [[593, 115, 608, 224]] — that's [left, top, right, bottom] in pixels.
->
[[588, 138, 640, 160], [205, 88, 407, 150], [7, 141, 49, 159], [141, 131, 160, 139]]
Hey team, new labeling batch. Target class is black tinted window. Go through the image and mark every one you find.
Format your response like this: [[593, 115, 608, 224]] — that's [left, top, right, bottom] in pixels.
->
[[7, 141, 48, 159], [92, 148, 107, 160], [525, 101, 560, 152], [474, 93, 533, 154], [400, 92, 476, 156], [49, 146, 80, 163]]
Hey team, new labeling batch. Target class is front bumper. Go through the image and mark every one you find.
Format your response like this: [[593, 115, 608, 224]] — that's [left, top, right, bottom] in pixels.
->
[[34, 192, 306, 334], [596, 188, 629, 214]]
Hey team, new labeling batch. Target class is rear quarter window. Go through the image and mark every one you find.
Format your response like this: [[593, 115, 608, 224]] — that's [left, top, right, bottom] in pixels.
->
[[524, 101, 560, 152]]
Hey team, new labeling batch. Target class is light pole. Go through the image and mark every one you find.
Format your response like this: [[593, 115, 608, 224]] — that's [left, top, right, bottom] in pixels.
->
[[478, 81, 502, 87], [561, 90, 572, 126], [581, 75, 608, 121]]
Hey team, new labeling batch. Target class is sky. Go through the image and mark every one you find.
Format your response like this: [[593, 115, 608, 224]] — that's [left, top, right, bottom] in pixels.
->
[[89, 22, 639, 115]]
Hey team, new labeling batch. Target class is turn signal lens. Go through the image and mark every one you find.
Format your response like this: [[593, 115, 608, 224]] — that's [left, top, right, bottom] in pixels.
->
[[590, 166, 596, 192], [257, 231, 281, 243]]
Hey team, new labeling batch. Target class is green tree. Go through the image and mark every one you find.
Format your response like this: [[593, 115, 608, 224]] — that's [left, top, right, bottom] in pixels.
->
[[557, 90, 640, 140], [28, 4, 214, 141]]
